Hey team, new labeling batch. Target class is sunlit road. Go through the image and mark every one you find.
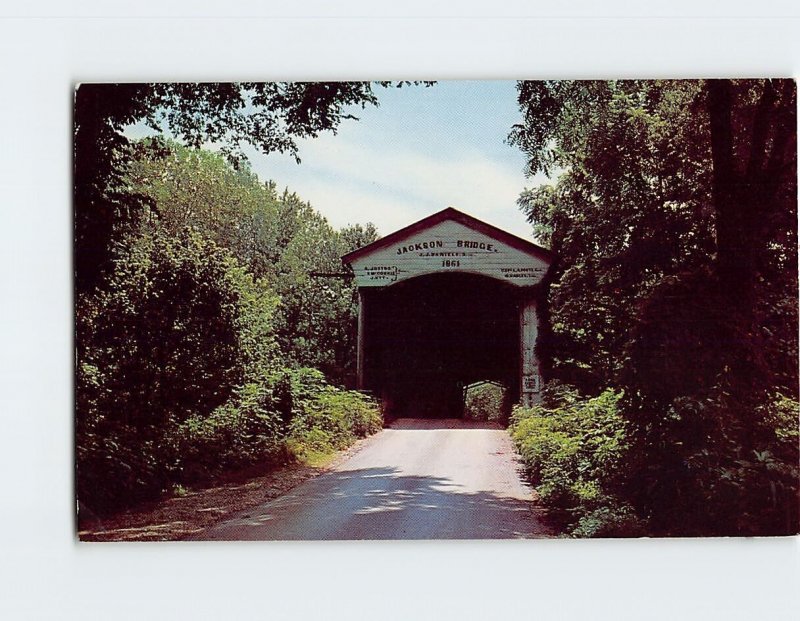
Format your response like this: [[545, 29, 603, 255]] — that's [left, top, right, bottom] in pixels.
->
[[191, 418, 550, 540]]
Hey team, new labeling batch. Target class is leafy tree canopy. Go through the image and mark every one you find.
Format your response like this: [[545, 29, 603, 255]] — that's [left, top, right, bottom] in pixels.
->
[[510, 78, 798, 536], [126, 139, 379, 385], [509, 79, 796, 395], [74, 81, 420, 290]]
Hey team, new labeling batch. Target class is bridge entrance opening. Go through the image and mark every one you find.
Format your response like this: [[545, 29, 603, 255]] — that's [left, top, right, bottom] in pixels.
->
[[341, 207, 553, 414], [462, 380, 511, 423], [362, 273, 519, 418]]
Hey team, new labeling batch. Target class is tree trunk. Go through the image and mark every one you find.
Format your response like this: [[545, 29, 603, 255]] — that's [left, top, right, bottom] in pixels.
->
[[706, 78, 796, 306], [707, 79, 755, 303]]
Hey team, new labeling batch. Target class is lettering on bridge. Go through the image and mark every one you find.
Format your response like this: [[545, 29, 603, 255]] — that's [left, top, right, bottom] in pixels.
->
[[396, 238, 499, 255], [363, 265, 398, 282]]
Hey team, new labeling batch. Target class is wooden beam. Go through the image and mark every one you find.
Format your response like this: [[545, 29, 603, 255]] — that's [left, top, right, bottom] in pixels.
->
[[519, 297, 542, 407], [356, 289, 366, 390]]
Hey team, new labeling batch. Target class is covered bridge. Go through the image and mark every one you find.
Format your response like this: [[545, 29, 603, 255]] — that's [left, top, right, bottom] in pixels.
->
[[342, 207, 553, 418]]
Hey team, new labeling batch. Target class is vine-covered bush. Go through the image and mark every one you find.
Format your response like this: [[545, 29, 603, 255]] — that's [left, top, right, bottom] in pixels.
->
[[166, 380, 291, 483], [618, 270, 800, 536], [509, 382, 644, 537], [622, 385, 800, 536], [510, 380, 799, 537], [510, 80, 798, 537]]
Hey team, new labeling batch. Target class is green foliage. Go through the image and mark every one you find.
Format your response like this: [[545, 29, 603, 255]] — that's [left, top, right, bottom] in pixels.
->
[[74, 81, 421, 291], [622, 383, 800, 536], [127, 140, 378, 386], [73, 81, 404, 519], [463, 382, 509, 422], [287, 369, 383, 462], [167, 380, 290, 483], [510, 384, 644, 537], [84, 228, 278, 424], [268, 196, 376, 384], [76, 222, 383, 515], [76, 229, 281, 511], [512, 81, 716, 392], [75, 132, 384, 516], [76, 424, 167, 512], [617, 270, 799, 535], [511, 79, 798, 536]]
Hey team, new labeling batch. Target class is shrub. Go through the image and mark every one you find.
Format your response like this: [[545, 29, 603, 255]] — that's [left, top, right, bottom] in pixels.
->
[[287, 369, 383, 461], [167, 381, 289, 483], [616, 269, 799, 536], [510, 383, 645, 537], [77, 227, 382, 517], [76, 229, 281, 513], [76, 425, 169, 513], [624, 387, 800, 537], [463, 382, 509, 422]]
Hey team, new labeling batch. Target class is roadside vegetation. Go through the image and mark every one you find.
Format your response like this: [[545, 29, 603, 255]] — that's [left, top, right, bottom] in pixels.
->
[[463, 381, 510, 423], [76, 144, 383, 514], [508, 79, 799, 537], [74, 81, 798, 537], [75, 82, 390, 518], [76, 144, 383, 515], [510, 384, 644, 538]]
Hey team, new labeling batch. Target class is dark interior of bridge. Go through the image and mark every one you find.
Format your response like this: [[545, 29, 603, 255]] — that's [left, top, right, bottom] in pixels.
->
[[362, 273, 520, 418]]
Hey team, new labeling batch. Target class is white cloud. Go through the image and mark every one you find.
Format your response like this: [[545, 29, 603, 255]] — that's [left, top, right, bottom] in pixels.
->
[[279, 177, 425, 234], [126, 107, 554, 242], [264, 132, 552, 240]]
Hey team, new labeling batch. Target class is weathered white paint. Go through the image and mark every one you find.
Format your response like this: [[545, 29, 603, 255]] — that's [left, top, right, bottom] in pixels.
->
[[349, 219, 550, 288], [520, 297, 543, 407]]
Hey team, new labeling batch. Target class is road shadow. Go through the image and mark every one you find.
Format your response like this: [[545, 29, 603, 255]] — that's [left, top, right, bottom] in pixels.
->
[[193, 466, 550, 540]]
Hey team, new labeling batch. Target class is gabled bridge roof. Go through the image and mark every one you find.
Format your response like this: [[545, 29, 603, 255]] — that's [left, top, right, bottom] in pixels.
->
[[342, 207, 554, 288], [342, 207, 554, 264]]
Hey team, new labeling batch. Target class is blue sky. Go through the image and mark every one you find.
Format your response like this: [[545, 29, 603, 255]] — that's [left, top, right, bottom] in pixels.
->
[[131, 80, 552, 240], [247, 80, 550, 240]]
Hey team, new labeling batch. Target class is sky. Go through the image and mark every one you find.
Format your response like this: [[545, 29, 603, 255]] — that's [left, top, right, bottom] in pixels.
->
[[130, 80, 553, 241]]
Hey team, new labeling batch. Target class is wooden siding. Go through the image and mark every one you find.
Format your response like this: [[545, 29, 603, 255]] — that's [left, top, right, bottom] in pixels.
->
[[348, 218, 551, 288]]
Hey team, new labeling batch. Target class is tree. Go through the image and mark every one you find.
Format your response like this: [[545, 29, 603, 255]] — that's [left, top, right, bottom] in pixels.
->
[[74, 81, 417, 292], [74, 83, 396, 516], [125, 140, 379, 386], [272, 215, 379, 384], [509, 79, 796, 395], [76, 229, 280, 511], [509, 80, 717, 392], [125, 138, 284, 277], [705, 80, 797, 303], [510, 79, 798, 535]]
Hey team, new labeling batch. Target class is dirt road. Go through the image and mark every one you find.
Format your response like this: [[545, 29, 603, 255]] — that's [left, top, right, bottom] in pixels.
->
[[192, 418, 550, 540]]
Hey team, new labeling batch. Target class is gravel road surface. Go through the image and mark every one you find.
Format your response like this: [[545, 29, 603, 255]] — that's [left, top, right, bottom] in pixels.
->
[[192, 418, 549, 540]]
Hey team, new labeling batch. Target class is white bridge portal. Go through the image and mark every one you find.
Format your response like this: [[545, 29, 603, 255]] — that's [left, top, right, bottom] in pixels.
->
[[342, 207, 553, 412]]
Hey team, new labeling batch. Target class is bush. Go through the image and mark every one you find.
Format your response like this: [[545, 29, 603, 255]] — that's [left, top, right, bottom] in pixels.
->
[[76, 425, 169, 512], [76, 235, 382, 515], [287, 368, 383, 461], [617, 269, 799, 536], [167, 381, 289, 483], [509, 383, 645, 537], [76, 229, 281, 513], [624, 387, 800, 536], [463, 382, 509, 422]]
